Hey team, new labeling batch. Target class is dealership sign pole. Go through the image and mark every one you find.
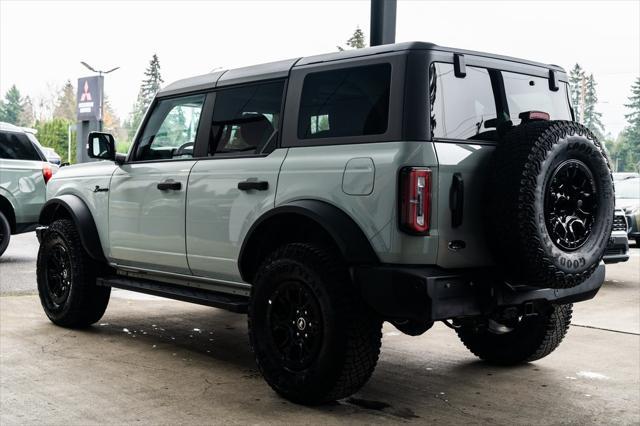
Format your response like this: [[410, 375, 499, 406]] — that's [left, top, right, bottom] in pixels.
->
[[76, 62, 119, 163], [75, 75, 104, 163]]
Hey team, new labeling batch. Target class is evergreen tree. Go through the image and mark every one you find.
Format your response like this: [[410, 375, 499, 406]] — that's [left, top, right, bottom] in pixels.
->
[[337, 27, 367, 51], [0, 85, 24, 125], [568, 64, 585, 122], [130, 54, 164, 137], [624, 77, 640, 144], [582, 74, 604, 139], [53, 80, 77, 122]]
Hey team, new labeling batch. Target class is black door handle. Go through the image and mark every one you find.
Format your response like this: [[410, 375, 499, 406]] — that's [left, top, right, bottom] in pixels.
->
[[157, 180, 182, 191], [237, 180, 268, 191], [449, 173, 464, 228]]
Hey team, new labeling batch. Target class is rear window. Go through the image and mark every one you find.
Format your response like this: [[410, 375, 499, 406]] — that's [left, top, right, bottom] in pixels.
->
[[502, 72, 572, 125], [298, 64, 391, 139], [0, 131, 43, 161], [430, 63, 498, 141], [430, 63, 572, 142]]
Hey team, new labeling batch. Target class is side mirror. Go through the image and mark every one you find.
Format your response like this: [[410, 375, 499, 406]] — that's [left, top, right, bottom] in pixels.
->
[[87, 132, 116, 161]]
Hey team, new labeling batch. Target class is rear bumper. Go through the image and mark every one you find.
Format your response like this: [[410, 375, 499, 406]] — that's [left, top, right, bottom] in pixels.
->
[[603, 233, 629, 264], [353, 263, 605, 321]]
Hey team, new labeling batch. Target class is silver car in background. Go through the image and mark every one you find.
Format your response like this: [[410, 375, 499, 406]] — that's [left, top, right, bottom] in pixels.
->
[[616, 177, 640, 245]]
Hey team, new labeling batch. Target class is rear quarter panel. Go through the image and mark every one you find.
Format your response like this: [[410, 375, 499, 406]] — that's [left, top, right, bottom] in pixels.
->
[[275, 141, 440, 264]]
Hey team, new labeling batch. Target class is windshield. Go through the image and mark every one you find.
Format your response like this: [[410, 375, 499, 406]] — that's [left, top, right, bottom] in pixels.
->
[[615, 178, 640, 199]]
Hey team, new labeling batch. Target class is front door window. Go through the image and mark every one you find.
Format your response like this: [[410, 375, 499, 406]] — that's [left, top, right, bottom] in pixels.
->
[[134, 94, 205, 161]]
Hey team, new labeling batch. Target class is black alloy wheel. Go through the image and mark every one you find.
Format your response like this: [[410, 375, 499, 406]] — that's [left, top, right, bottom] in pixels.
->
[[544, 159, 598, 251], [267, 280, 323, 371], [37, 219, 110, 327], [44, 243, 73, 308], [248, 243, 382, 405]]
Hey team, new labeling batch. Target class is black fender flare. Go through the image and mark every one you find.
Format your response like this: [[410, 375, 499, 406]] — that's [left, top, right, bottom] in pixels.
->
[[238, 199, 379, 282], [39, 194, 106, 263]]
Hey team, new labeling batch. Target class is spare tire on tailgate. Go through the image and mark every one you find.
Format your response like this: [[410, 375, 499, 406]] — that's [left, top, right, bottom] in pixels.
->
[[489, 120, 614, 289]]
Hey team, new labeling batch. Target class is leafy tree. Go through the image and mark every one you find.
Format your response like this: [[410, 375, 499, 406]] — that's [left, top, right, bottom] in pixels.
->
[[568, 64, 585, 122], [53, 80, 77, 122], [18, 96, 35, 127], [582, 74, 604, 140], [34, 117, 76, 164], [102, 97, 128, 147], [0, 85, 24, 125], [129, 54, 164, 137], [337, 27, 367, 51]]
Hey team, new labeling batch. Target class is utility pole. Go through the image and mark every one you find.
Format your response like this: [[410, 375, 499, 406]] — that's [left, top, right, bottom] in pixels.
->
[[370, 0, 397, 46]]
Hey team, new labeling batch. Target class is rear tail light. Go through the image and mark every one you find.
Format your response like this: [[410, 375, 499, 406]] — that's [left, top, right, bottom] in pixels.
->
[[42, 163, 53, 184], [399, 167, 431, 235]]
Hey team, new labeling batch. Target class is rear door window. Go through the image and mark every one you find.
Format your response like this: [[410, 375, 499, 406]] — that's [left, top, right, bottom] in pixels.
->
[[502, 71, 572, 125], [430, 63, 498, 141], [298, 64, 391, 139], [0, 131, 43, 161], [209, 81, 284, 156]]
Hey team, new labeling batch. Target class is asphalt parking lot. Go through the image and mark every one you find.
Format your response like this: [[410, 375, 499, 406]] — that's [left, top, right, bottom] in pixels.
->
[[1, 233, 639, 425]]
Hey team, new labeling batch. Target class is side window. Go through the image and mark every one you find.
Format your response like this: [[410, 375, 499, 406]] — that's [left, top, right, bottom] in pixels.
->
[[430, 63, 498, 141], [209, 81, 284, 156], [298, 64, 391, 139], [502, 72, 572, 125], [0, 132, 42, 161], [134, 94, 205, 162]]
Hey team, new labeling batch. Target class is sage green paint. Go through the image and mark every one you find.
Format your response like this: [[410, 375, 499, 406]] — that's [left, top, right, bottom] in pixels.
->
[[342, 157, 375, 196], [109, 160, 196, 274], [45, 161, 118, 256], [275, 141, 441, 265], [186, 149, 288, 283], [44, 140, 495, 288]]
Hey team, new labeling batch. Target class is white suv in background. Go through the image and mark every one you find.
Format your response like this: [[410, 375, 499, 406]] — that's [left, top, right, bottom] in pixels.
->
[[0, 122, 57, 256]]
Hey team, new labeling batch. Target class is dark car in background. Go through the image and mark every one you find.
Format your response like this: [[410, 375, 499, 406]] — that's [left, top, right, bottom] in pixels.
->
[[604, 209, 630, 264], [616, 177, 640, 245]]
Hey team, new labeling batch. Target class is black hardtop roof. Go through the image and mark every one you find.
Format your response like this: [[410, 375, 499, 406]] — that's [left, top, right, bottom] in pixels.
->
[[158, 41, 566, 97]]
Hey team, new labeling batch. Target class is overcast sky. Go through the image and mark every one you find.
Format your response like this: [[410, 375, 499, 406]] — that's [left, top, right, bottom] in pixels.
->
[[1, 0, 638, 137]]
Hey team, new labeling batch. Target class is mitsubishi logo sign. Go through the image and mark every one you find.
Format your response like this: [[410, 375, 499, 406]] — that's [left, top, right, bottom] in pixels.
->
[[77, 76, 103, 120], [80, 80, 92, 102]]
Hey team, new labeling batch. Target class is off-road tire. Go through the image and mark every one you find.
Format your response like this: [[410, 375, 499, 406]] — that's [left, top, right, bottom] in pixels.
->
[[0, 211, 10, 257], [37, 219, 110, 327], [456, 304, 573, 365], [248, 243, 382, 405], [489, 120, 614, 289]]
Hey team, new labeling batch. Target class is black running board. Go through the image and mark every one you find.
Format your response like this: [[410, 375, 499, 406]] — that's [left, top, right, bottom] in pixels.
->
[[96, 276, 249, 313]]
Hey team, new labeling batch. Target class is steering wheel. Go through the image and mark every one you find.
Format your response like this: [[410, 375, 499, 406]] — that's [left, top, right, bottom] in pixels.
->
[[174, 142, 194, 157]]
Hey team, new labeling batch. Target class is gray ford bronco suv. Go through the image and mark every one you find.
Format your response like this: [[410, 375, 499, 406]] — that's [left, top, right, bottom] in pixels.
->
[[36, 42, 614, 405]]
